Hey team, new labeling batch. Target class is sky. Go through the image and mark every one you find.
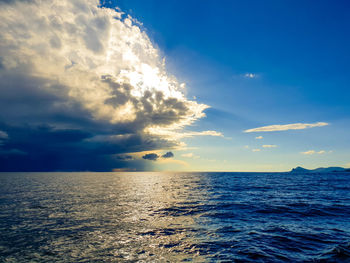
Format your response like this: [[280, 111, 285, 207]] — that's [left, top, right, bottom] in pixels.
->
[[0, 0, 349, 172]]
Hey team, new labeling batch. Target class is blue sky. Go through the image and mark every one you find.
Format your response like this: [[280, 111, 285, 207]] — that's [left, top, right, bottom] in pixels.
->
[[0, 0, 349, 171], [111, 0, 350, 171]]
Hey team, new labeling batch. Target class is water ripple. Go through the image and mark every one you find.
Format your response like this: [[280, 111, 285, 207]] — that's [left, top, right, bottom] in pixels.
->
[[0, 172, 350, 262]]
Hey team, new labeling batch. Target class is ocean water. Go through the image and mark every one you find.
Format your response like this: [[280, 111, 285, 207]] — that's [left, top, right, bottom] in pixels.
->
[[0, 172, 350, 262]]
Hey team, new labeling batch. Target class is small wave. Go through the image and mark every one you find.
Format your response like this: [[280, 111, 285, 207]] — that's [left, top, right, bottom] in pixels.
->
[[1, 172, 350, 262], [255, 203, 349, 218], [314, 242, 350, 262], [154, 204, 215, 217]]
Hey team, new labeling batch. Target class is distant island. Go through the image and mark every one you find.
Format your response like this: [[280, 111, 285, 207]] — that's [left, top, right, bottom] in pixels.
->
[[290, 166, 350, 173]]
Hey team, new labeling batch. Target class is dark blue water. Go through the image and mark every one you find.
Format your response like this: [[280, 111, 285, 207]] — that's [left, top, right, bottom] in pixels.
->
[[0, 172, 350, 262]]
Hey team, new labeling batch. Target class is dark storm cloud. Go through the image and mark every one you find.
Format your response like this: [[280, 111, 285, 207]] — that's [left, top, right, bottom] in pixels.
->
[[162, 151, 174, 158], [115, 155, 133, 161], [0, 68, 179, 171], [142, 151, 174, 161], [142, 153, 159, 161], [0, 124, 158, 171], [0, 0, 214, 171]]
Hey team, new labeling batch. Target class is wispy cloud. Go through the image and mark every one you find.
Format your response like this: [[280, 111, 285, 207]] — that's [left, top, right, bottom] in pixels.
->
[[180, 130, 223, 138], [145, 128, 223, 140], [181, 153, 200, 159], [244, 73, 257, 79], [0, 131, 8, 140], [252, 149, 261, 152], [262, 145, 277, 148], [244, 122, 329, 133], [255, 136, 263, 139], [301, 150, 326, 155]]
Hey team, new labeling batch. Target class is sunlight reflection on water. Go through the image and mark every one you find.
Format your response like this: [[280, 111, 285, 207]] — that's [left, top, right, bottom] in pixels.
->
[[1, 172, 350, 262]]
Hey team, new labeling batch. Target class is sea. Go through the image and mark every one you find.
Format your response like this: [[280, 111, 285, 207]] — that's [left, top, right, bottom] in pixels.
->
[[0, 172, 349, 262]]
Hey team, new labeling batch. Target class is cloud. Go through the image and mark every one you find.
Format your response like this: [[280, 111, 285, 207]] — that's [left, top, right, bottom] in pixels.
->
[[0, 0, 219, 171], [161, 151, 174, 158], [0, 130, 8, 145], [255, 136, 263, 139], [0, 131, 8, 139], [142, 151, 174, 161], [115, 155, 133, 161], [244, 122, 329, 133], [252, 149, 261, 152], [244, 73, 257, 79], [142, 153, 159, 161], [181, 152, 200, 159], [0, 125, 157, 171], [301, 150, 326, 155], [144, 128, 223, 140], [262, 145, 277, 148]]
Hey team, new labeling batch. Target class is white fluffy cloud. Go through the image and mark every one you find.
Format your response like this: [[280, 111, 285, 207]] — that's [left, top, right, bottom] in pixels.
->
[[244, 122, 329, 133], [0, 0, 224, 171], [0, 0, 216, 147]]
